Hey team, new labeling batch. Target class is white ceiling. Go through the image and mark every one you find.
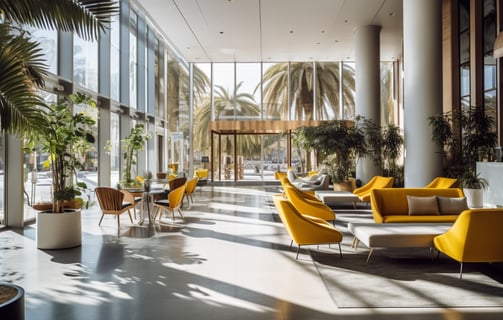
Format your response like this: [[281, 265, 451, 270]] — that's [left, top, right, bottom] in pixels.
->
[[136, 0, 403, 63]]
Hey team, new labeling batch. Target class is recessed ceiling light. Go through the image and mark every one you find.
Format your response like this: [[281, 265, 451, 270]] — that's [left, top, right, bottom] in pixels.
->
[[321, 30, 326, 34], [344, 19, 349, 23], [316, 42, 320, 45], [334, 40, 339, 43], [389, 12, 395, 16], [290, 30, 294, 34]]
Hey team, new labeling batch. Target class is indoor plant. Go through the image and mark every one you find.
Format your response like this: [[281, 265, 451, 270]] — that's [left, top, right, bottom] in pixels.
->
[[429, 106, 496, 207], [298, 119, 367, 190], [119, 124, 151, 188], [24, 92, 97, 249]]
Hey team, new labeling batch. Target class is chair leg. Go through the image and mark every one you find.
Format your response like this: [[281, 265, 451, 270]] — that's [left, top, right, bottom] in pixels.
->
[[296, 245, 301, 259], [459, 262, 464, 279], [117, 214, 120, 229], [366, 248, 374, 264], [98, 214, 105, 226], [127, 210, 133, 224], [177, 208, 184, 220], [338, 243, 343, 259], [289, 240, 293, 249]]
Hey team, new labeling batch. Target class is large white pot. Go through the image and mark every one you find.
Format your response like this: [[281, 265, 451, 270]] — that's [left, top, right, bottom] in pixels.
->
[[36, 210, 82, 249], [463, 188, 484, 208]]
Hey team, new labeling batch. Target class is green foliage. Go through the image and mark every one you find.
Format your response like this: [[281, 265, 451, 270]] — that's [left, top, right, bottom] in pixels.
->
[[296, 120, 367, 183], [429, 106, 497, 187], [24, 93, 97, 213], [121, 124, 151, 185], [0, 0, 119, 136]]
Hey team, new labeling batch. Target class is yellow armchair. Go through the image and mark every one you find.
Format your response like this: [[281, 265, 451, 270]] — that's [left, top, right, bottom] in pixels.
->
[[280, 177, 320, 202], [424, 177, 458, 188], [272, 195, 343, 259], [283, 184, 335, 221], [433, 208, 503, 278], [353, 176, 394, 202]]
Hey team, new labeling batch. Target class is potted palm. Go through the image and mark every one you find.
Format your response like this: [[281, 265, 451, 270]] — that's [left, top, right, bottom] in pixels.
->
[[25, 93, 97, 249]]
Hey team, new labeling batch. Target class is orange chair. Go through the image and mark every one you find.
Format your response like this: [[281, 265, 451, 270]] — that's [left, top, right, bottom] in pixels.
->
[[95, 187, 134, 229], [153, 184, 186, 222]]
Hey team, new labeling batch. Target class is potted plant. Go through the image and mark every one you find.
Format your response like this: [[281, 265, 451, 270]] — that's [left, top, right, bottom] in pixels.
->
[[429, 106, 496, 207], [118, 124, 151, 188], [459, 170, 487, 208], [298, 119, 368, 191], [24, 93, 97, 249], [0, 283, 24, 319]]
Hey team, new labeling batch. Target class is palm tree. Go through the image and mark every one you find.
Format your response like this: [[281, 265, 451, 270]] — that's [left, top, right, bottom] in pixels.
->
[[260, 62, 355, 121], [194, 82, 261, 156], [0, 0, 118, 135]]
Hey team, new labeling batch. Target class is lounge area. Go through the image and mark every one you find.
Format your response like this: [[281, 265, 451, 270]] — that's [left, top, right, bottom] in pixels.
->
[[3, 183, 503, 319]]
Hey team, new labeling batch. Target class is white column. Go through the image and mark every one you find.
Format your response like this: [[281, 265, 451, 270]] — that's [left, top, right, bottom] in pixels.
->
[[403, 0, 443, 187], [6, 135, 25, 228], [355, 25, 381, 184]]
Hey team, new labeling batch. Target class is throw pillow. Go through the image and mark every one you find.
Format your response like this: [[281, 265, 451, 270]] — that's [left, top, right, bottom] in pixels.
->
[[407, 195, 440, 215], [436, 196, 469, 215]]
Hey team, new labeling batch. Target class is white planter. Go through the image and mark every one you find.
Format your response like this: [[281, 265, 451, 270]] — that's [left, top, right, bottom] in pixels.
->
[[463, 188, 484, 208], [36, 210, 82, 249]]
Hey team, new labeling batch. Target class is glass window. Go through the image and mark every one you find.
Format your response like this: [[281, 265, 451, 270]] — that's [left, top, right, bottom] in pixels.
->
[[459, 0, 470, 32], [484, 56, 496, 91], [154, 38, 160, 117], [213, 63, 235, 119], [262, 62, 287, 120], [381, 62, 395, 124], [0, 135, 4, 227], [130, 10, 138, 109], [193, 63, 211, 162], [236, 63, 261, 118], [110, 111, 120, 187], [460, 63, 470, 97], [73, 99, 99, 193], [110, 15, 120, 102], [73, 35, 98, 92], [29, 28, 58, 75], [459, 30, 470, 65], [342, 62, 356, 120]]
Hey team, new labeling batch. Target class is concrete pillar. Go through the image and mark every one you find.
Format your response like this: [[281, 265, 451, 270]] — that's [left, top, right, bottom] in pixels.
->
[[6, 135, 25, 228], [355, 25, 381, 184], [403, 0, 443, 187]]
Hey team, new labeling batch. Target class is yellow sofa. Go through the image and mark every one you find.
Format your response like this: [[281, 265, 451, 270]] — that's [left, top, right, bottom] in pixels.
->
[[353, 176, 394, 202], [272, 195, 343, 259], [434, 208, 503, 278], [370, 188, 465, 223], [424, 177, 458, 188]]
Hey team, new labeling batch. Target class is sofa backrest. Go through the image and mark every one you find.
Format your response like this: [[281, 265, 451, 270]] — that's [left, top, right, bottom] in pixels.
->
[[371, 188, 465, 216]]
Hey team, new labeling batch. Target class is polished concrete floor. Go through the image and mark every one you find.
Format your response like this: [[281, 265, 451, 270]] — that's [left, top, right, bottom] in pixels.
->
[[2, 184, 503, 320]]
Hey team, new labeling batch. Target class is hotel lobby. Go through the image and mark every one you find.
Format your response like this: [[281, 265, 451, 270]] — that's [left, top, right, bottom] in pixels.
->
[[2, 0, 503, 319]]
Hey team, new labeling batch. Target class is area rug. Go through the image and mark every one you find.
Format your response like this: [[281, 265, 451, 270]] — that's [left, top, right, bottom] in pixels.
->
[[311, 247, 503, 308]]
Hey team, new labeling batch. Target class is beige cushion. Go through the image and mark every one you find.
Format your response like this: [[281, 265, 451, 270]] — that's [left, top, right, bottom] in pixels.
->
[[436, 196, 468, 215], [407, 195, 439, 215]]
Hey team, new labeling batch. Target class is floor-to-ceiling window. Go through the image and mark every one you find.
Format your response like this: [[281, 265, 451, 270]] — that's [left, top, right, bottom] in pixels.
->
[[110, 15, 121, 102], [0, 135, 4, 227], [74, 35, 98, 92], [483, 0, 497, 121], [460, 0, 471, 110], [129, 10, 138, 109]]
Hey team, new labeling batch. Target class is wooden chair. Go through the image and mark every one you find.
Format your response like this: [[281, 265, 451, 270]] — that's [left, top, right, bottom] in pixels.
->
[[95, 187, 134, 229], [184, 177, 199, 208], [153, 184, 186, 222], [121, 189, 143, 219]]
